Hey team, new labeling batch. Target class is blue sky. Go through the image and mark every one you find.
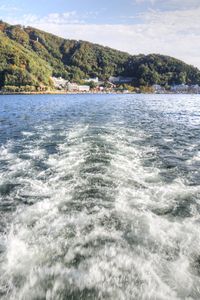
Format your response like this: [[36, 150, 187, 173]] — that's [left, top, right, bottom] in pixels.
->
[[0, 0, 148, 23], [1, 0, 200, 68]]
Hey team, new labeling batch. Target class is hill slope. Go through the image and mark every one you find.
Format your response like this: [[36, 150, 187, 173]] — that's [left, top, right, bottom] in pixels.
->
[[0, 20, 200, 91]]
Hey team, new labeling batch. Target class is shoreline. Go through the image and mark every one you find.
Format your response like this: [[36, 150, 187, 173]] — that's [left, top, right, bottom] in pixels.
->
[[0, 91, 199, 96]]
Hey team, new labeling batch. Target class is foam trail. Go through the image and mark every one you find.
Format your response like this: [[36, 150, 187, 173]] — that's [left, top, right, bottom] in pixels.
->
[[0, 94, 200, 299]]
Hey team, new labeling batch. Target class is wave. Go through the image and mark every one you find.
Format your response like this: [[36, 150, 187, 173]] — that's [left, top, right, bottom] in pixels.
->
[[0, 119, 200, 299]]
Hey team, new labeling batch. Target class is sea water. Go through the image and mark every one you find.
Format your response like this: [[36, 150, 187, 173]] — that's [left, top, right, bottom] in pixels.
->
[[0, 94, 200, 299]]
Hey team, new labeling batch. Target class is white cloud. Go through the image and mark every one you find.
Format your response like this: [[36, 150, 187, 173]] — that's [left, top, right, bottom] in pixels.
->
[[4, 8, 200, 69], [134, 0, 200, 9], [5, 11, 84, 26], [0, 4, 20, 11]]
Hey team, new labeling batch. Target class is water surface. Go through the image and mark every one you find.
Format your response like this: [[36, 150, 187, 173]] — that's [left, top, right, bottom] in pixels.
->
[[0, 94, 200, 299]]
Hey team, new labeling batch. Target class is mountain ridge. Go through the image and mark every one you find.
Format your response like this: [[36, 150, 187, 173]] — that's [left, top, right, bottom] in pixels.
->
[[0, 20, 200, 92]]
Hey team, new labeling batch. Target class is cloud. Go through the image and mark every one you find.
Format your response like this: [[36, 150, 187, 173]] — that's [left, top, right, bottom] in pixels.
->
[[134, 0, 200, 9], [5, 11, 84, 26], [4, 8, 200, 69], [0, 4, 20, 12]]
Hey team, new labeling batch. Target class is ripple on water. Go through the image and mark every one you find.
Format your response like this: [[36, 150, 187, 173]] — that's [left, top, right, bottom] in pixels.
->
[[0, 94, 200, 299]]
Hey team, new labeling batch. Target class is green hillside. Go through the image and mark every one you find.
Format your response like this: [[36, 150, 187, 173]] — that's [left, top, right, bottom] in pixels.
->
[[0, 20, 200, 91]]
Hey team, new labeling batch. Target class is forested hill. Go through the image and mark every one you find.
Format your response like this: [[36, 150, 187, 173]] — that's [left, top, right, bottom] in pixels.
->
[[0, 20, 200, 91]]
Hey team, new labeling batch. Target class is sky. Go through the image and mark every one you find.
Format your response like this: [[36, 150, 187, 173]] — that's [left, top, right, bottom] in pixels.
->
[[0, 0, 200, 68]]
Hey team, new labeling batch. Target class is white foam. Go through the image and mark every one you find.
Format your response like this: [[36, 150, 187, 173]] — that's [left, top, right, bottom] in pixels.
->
[[0, 122, 200, 299]]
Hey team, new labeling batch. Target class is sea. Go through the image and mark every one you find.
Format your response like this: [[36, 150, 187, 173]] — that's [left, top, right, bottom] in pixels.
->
[[0, 94, 200, 299]]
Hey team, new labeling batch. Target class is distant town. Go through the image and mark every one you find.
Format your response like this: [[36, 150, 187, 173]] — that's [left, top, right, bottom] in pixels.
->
[[1, 21, 200, 95], [51, 76, 200, 94]]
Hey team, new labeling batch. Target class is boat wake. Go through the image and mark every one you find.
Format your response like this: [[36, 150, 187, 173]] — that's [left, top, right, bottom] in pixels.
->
[[0, 119, 200, 300]]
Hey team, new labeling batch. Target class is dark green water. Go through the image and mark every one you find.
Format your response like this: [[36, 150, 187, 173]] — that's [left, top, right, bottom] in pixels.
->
[[0, 94, 200, 299]]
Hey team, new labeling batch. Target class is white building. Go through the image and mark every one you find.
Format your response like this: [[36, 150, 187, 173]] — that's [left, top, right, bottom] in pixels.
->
[[171, 84, 189, 93], [67, 83, 79, 92], [67, 83, 90, 92], [152, 84, 165, 93], [109, 76, 133, 84], [189, 85, 200, 94], [51, 77, 68, 89], [84, 77, 99, 83], [78, 85, 90, 92]]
